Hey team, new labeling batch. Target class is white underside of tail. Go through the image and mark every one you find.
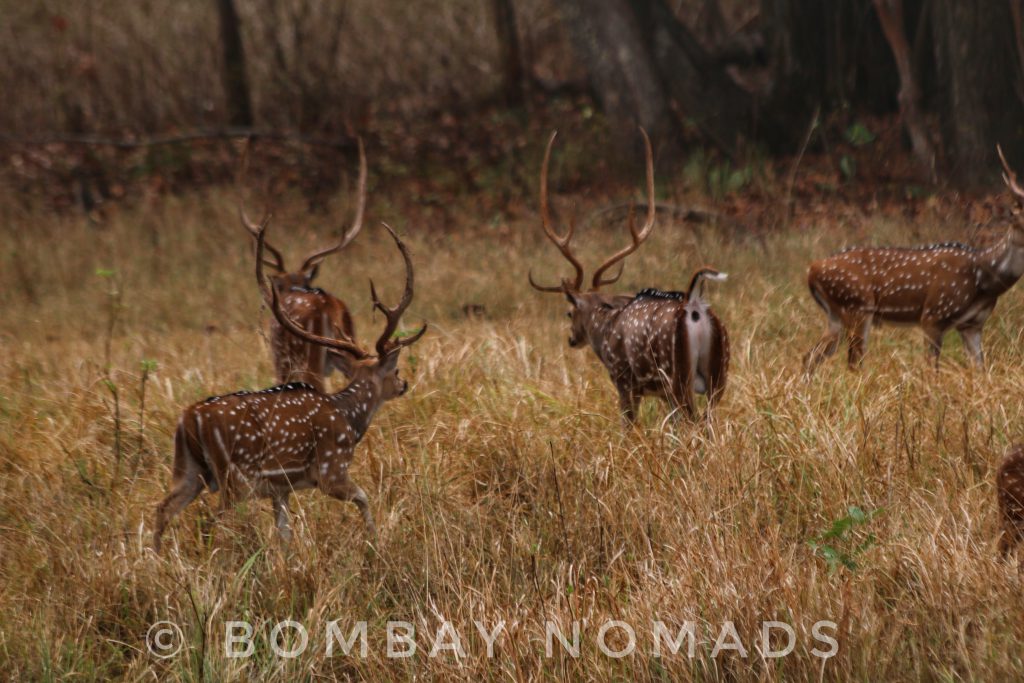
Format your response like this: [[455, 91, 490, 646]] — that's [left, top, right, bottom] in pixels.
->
[[685, 300, 714, 395]]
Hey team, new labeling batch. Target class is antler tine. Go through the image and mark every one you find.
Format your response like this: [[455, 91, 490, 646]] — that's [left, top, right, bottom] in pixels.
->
[[300, 137, 369, 272], [997, 144, 1024, 201], [591, 127, 657, 289], [256, 220, 370, 360], [238, 138, 286, 271], [370, 223, 426, 356], [530, 131, 585, 293]]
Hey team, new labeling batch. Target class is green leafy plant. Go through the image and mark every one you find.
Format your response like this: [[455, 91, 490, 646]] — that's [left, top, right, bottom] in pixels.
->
[[808, 506, 881, 573], [844, 121, 876, 147]]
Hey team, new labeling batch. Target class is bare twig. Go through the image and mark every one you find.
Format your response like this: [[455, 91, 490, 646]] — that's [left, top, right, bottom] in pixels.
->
[[782, 105, 820, 227]]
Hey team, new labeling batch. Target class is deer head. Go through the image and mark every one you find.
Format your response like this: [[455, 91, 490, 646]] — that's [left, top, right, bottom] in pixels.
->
[[239, 138, 368, 291], [528, 128, 656, 348]]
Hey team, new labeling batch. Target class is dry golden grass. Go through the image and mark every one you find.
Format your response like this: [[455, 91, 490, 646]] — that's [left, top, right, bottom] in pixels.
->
[[2, 186, 1024, 680]]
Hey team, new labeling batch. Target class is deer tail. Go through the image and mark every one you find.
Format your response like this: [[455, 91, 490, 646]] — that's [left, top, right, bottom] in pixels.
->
[[686, 266, 728, 300], [671, 306, 694, 409]]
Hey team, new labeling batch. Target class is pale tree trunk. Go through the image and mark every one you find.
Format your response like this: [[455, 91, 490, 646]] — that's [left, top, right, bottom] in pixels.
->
[[873, 0, 936, 181]]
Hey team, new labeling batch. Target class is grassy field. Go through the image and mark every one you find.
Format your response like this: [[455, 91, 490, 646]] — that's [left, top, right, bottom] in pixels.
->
[[2, 184, 1024, 681]]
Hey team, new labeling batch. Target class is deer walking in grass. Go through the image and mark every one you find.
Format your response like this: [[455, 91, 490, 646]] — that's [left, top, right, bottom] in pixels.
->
[[153, 220, 425, 552], [529, 130, 729, 425], [804, 147, 1024, 375], [997, 445, 1024, 557], [238, 140, 368, 392]]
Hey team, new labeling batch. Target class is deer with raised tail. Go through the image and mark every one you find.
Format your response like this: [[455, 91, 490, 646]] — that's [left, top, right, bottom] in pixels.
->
[[804, 147, 1024, 375], [529, 129, 729, 425], [238, 140, 368, 392], [153, 220, 425, 552]]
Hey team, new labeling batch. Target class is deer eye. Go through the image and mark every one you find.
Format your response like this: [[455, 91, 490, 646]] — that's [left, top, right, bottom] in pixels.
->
[[566, 311, 573, 319]]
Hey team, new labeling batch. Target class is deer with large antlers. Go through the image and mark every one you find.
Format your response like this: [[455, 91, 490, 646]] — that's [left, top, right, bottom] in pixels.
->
[[153, 220, 425, 552], [238, 140, 368, 392], [804, 146, 1024, 375], [529, 130, 729, 425]]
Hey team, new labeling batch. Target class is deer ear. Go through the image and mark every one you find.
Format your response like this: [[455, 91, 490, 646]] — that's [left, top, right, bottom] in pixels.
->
[[303, 263, 321, 284], [565, 291, 581, 307]]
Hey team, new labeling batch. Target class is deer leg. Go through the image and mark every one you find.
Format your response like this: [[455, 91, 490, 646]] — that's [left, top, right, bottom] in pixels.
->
[[846, 314, 872, 369], [803, 316, 843, 376], [957, 324, 984, 367], [922, 324, 945, 367], [671, 380, 698, 422], [153, 474, 204, 553], [272, 495, 293, 543], [617, 385, 640, 427], [325, 477, 377, 537]]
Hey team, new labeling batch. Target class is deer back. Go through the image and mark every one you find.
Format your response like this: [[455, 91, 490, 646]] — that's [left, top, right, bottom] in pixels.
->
[[181, 382, 361, 498], [809, 244, 989, 324]]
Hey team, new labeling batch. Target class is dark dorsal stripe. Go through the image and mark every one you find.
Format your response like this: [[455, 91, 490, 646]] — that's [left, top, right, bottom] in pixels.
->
[[290, 286, 328, 295], [203, 382, 317, 404], [634, 287, 686, 302], [837, 241, 975, 255]]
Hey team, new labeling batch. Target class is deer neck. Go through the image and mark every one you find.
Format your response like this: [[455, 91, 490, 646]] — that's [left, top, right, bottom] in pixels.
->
[[977, 227, 1024, 291], [586, 306, 625, 365], [329, 377, 383, 441]]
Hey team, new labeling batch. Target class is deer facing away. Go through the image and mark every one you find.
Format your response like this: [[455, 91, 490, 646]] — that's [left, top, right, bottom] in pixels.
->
[[238, 140, 368, 392], [153, 220, 425, 552], [997, 444, 1024, 557], [529, 130, 729, 425], [804, 147, 1024, 374]]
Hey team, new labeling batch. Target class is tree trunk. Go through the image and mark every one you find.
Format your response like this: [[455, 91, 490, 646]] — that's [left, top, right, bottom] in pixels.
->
[[493, 0, 525, 107], [762, 0, 902, 119], [631, 0, 761, 152], [873, 0, 936, 181], [932, 0, 1024, 183], [217, 0, 253, 127], [559, 0, 676, 161]]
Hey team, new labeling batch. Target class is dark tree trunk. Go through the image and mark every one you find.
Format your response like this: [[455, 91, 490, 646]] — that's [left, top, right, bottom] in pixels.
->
[[217, 0, 253, 127], [631, 0, 762, 152], [559, 0, 773, 160], [559, 0, 676, 160], [932, 0, 1024, 183], [762, 0, 908, 119], [493, 0, 525, 107]]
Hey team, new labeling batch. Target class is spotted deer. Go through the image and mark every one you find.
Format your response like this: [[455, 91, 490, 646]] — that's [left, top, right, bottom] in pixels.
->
[[804, 147, 1024, 375], [238, 140, 367, 392], [153, 220, 425, 552], [997, 445, 1024, 557], [529, 130, 729, 425]]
